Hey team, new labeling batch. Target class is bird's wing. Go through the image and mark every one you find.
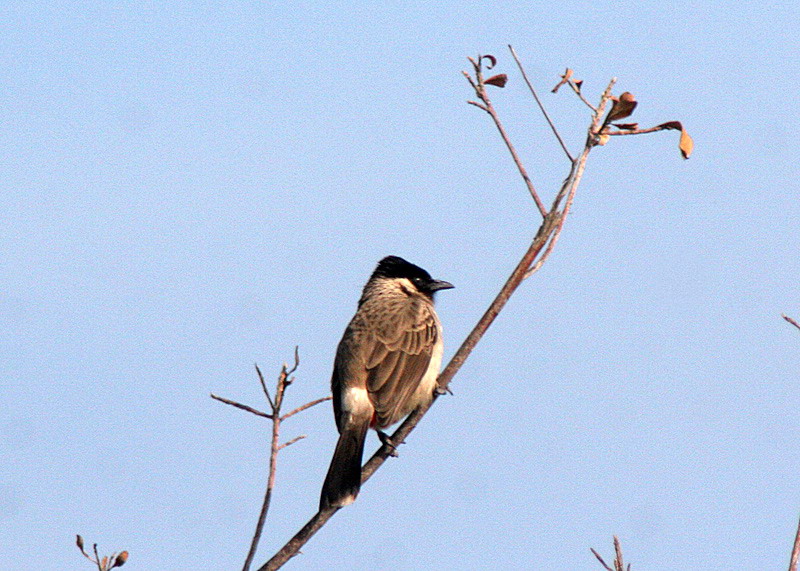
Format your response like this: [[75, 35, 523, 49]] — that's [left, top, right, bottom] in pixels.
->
[[365, 302, 439, 427]]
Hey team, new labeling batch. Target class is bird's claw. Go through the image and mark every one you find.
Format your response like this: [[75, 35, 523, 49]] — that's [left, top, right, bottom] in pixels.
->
[[378, 430, 401, 457], [435, 384, 453, 396]]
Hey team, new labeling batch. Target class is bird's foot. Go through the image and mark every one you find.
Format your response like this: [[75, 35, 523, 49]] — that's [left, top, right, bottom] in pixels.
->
[[377, 430, 401, 457], [434, 384, 453, 396]]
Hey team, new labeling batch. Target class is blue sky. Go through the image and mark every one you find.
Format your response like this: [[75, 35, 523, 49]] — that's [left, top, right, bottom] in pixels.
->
[[2, 2, 800, 569]]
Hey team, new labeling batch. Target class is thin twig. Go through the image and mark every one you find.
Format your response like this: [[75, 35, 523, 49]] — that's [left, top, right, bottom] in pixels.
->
[[217, 348, 325, 571], [465, 56, 548, 218], [613, 535, 624, 571], [466, 99, 489, 112], [278, 435, 306, 450], [509, 45, 574, 162], [281, 396, 332, 421], [570, 81, 597, 111], [789, 513, 800, 571], [591, 537, 627, 571], [552, 67, 596, 111], [288, 346, 300, 375], [525, 79, 615, 278], [783, 314, 800, 332], [591, 547, 613, 571], [211, 394, 272, 418], [243, 396, 281, 571], [255, 364, 275, 410], [606, 125, 674, 136], [243, 361, 290, 571]]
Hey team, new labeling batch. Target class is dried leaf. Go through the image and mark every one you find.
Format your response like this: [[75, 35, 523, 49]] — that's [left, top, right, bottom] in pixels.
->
[[655, 121, 693, 158], [485, 74, 507, 87], [112, 551, 129, 568], [76, 535, 85, 554], [606, 91, 637, 123], [574, 79, 583, 91], [552, 68, 573, 93], [679, 129, 694, 159], [613, 122, 639, 130], [101, 556, 108, 569], [480, 54, 497, 69]]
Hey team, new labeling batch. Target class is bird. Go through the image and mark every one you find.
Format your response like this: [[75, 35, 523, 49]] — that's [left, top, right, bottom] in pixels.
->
[[319, 255, 454, 510]]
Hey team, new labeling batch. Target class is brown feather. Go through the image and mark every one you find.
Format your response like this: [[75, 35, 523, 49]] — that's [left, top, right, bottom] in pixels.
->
[[366, 300, 439, 427]]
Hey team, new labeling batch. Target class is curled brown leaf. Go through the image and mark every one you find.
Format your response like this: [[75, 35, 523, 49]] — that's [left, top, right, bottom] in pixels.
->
[[480, 54, 497, 69], [606, 92, 637, 123], [485, 74, 508, 87]]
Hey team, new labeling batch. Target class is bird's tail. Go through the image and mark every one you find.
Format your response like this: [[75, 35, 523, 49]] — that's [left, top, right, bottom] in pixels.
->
[[320, 416, 370, 510]]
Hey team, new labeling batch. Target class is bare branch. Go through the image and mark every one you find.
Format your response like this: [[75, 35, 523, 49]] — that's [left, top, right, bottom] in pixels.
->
[[606, 124, 676, 136], [255, 364, 275, 410], [553, 67, 596, 111], [509, 45, 574, 162], [783, 314, 800, 332], [278, 435, 306, 450], [613, 536, 624, 571], [591, 537, 627, 571], [211, 394, 272, 419], [93, 544, 101, 571], [525, 79, 615, 279], [551, 67, 572, 93], [212, 349, 327, 571], [286, 346, 300, 377], [591, 547, 614, 571], [466, 99, 488, 112], [463, 55, 548, 218], [570, 81, 597, 111], [281, 396, 332, 422], [789, 513, 800, 571]]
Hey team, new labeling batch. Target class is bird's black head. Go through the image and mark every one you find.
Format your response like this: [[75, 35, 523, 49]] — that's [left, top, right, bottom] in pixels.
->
[[371, 256, 454, 297]]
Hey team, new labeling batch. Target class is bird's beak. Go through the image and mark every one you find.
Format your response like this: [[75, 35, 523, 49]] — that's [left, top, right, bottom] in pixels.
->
[[428, 279, 454, 292]]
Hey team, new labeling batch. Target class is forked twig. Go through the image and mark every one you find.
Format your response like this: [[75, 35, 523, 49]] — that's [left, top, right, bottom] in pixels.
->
[[464, 55, 548, 218], [212, 348, 330, 571], [591, 536, 629, 571]]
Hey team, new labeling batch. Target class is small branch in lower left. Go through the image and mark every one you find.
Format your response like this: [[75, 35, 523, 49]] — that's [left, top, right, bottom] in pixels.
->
[[211, 347, 331, 571]]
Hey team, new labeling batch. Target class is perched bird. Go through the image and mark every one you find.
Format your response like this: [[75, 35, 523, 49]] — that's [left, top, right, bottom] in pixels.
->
[[320, 256, 454, 510]]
